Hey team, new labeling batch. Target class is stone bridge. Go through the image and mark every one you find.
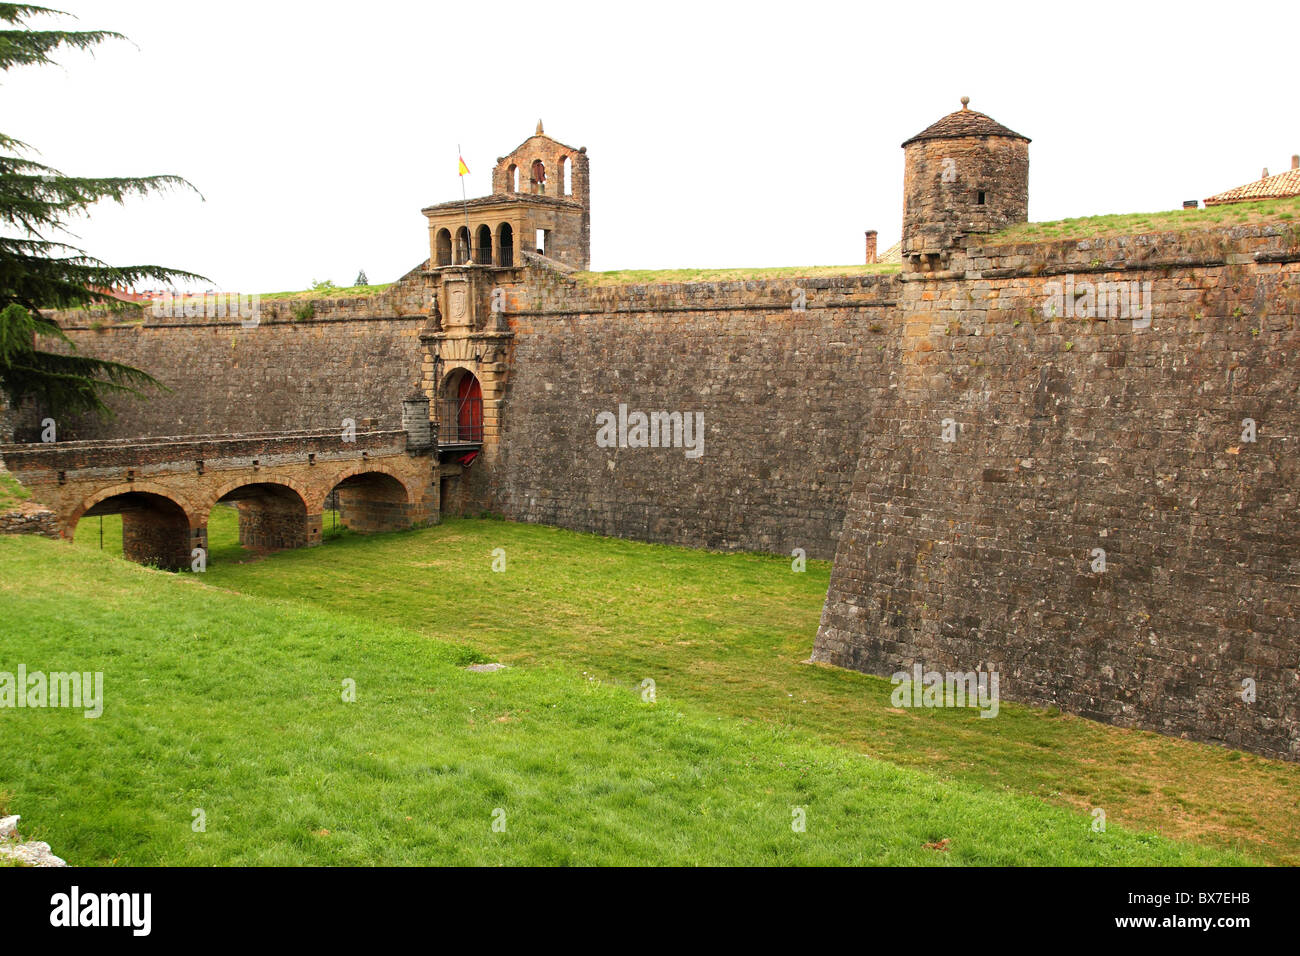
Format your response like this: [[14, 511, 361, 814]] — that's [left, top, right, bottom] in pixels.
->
[[0, 400, 439, 569]]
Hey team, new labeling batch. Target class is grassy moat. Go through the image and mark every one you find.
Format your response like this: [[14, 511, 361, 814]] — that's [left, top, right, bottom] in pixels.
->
[[0, 514, 1295, 865]]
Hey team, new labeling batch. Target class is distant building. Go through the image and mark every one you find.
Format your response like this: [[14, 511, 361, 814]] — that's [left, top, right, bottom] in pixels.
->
[[1205, 155, 1300, 206], [89, 287, 154, 303]]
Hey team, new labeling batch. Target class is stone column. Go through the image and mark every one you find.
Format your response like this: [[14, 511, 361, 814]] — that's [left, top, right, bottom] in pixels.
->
[[402, 393, 433, 450]]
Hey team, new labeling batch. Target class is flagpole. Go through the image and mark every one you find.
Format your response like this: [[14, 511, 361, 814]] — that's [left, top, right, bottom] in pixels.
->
[[458, 143, 472, 264]]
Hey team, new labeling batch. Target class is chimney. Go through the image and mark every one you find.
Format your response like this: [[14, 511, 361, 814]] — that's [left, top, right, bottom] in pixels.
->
[[1292, 154, 1299, 170], [1261, 167, 1269, 180], [864, 230, 878, 265]]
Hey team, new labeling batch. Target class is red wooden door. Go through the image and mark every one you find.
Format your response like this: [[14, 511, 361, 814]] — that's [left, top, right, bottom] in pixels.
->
[[457, 375, 483, 441]]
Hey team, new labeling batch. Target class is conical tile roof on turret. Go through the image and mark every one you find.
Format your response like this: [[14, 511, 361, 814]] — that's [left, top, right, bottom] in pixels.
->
[[902, 97, 1030, 147]]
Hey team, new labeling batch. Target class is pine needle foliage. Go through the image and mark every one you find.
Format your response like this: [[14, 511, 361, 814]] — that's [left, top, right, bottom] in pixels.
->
[[0, 4, 206, 420]]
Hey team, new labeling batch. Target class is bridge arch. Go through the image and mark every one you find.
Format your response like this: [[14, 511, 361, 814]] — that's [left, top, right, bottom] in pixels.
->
[[324, 464, 418, 534], [207, 479, 317, 553], [205, 475, 316, 517], [69, 481, 201, 571]]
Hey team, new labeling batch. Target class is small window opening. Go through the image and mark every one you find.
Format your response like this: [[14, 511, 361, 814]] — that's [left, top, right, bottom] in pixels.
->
[[976, 191, 986, 205]]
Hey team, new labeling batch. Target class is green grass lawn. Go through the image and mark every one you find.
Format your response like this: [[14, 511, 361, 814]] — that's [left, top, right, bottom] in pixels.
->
[[5, 516, 1297, 865]]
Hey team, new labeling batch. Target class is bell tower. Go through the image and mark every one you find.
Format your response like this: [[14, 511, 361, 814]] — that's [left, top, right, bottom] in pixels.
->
[[421, 121, 591, 272]]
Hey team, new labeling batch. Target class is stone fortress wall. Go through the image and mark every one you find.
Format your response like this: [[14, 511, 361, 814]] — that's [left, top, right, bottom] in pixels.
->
[[815, 224, 1300, 761], [8, 106, 1296, 759]]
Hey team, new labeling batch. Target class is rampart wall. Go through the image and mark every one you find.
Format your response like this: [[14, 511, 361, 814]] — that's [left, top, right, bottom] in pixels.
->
[[814, 223, 1300, 759]]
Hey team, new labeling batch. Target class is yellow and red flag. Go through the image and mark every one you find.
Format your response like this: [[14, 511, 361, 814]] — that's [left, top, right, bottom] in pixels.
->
[[458, 156, 470, 177]]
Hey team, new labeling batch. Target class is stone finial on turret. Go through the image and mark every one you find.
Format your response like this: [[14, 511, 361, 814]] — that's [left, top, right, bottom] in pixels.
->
[[536, 119, 544, 135]]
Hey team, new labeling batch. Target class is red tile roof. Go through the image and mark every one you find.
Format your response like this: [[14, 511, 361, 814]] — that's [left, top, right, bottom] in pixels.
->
[[1204, 168, 1300, 205], [89, 286, 153, 303]]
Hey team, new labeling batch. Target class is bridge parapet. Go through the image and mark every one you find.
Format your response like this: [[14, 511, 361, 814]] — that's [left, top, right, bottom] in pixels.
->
[[0, 427, 416, 482], [0, 421, 439, 568]]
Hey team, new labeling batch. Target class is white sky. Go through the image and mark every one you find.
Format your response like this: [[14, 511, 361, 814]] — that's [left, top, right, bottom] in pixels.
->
[[7, 1, 1297, 291]]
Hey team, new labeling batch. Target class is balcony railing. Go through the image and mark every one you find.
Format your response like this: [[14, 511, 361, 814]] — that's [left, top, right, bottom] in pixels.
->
[[439, 396, 484, 444]]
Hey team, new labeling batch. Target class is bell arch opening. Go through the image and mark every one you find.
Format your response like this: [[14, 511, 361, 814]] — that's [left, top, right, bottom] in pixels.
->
[[496, 222, 514, 267], [475, 224, 494, 265]]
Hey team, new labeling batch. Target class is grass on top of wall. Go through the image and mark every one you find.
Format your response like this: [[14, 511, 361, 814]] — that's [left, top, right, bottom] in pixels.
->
[[986, 195, 1300, 246], [258, 283, 394, 300], [55, 513, 1300, 865], [0, 470, 32, 511], [40, 284, 396, 318], [573, 264, 902, 285]]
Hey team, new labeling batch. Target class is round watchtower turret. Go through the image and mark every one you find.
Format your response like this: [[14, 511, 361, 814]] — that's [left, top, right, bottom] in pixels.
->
[[901, 97, 1029, 270]]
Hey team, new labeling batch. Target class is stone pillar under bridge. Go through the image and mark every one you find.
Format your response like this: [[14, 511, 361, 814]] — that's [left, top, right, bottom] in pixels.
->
[[120, 499, 197, 570]]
